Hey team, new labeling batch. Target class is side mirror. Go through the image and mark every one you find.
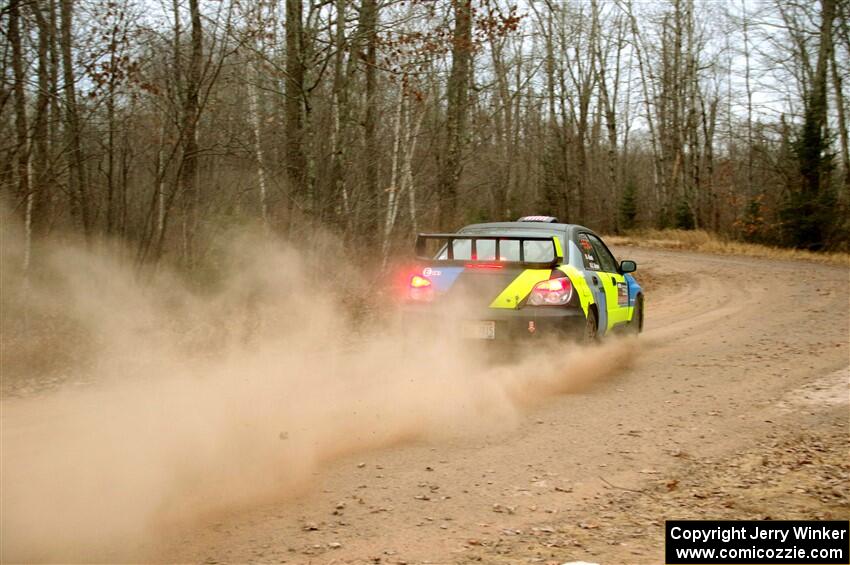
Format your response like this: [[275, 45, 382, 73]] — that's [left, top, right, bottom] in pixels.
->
[[620, 260, 637, 273]]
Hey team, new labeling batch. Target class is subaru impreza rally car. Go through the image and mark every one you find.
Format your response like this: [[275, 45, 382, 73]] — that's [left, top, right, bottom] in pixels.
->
[[401, 216, 643, 341]]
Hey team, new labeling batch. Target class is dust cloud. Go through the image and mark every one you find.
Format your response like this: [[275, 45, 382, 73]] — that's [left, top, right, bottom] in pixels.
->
[[0, 211, 639, 562]]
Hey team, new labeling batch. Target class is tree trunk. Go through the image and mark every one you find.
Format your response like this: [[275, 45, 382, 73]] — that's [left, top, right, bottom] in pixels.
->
[[60, 0, 92, 237], [701, 95, 718, 231], [382, 87, 404, 266], [48, 0, 61, 221], [742, 0, 754, 197], [488, 20, 513, 221], [285, 0, 305, 228], [179, 0, 203, 268], [10, 0, 31, 219], [437, 0, 472, 231], [830, 21, 850, 196], [404, 97, 425, 236], [361, 0, 379, 240], [789, 0, 835, 249], [592, 0, 621, 229], [31, 2, 51, 246], [330, 0, 350, 227], [623, 0, 663, 220], [248, 51, 269, 226], [105, 21, 119, 236]]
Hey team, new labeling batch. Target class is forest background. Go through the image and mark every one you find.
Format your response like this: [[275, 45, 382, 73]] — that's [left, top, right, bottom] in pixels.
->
[[3, 0, 848, 278]]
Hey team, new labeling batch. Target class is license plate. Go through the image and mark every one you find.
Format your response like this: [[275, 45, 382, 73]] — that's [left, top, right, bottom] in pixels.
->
[[462, 320, 496, 340]]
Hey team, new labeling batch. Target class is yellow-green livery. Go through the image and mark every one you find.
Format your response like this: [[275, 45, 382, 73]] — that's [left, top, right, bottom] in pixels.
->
[[402, 217, 644, 341]]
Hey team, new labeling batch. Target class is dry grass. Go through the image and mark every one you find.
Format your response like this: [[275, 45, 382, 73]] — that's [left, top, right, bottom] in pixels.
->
[[605, 229, 850, 267]]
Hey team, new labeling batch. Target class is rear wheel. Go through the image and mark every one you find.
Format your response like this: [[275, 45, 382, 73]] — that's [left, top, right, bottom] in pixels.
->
[[629, 296, 644, 334], [583, 307, 599, 342]]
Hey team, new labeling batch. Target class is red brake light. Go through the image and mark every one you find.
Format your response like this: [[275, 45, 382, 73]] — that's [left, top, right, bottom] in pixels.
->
[[464, 263, 504, 270], [528, 277, 573, 306], [536, 278, 569, 292], [408, 274, 434, 301]]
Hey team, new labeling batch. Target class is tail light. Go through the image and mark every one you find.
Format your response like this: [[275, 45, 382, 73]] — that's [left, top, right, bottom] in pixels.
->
[[528, 277, 573, 306], [409, 274, 433, 301]]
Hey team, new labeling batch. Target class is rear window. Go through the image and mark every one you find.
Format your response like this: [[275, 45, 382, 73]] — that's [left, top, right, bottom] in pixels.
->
[[436, 229, 566, 262], [436, 238, 556, 262]]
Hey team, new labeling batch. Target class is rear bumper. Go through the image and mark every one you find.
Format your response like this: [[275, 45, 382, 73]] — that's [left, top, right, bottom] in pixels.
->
[[400, 304, 586, 341]]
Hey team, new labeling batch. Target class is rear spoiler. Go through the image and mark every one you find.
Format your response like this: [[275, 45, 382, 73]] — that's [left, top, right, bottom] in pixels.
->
[[414, 233, 563, 268]]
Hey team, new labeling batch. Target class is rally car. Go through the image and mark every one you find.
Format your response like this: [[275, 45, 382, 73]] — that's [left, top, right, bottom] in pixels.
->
[[401, 216, 643, 341]]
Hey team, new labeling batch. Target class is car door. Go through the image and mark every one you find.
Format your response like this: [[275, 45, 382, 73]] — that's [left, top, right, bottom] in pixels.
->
[[575, 233, 610, 333], [584, 233, 630, 330]]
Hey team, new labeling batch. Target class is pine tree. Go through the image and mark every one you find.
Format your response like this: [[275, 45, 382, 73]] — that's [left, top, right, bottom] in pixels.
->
[[618, 178, 638, 231], [674, 199, 695, 230], [780, 0, 837, 250]]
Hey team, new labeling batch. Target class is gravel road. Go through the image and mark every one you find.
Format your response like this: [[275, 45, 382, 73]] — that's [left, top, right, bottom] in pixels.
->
[[164, 247, 850, 564], [2, 246, 847, 564]]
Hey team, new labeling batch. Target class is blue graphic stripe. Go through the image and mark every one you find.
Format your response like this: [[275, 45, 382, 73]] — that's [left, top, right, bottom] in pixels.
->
[[425, 267, 464, 292]]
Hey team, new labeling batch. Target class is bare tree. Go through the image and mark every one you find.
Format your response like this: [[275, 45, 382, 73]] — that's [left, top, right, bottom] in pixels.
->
[[437, 0, 472, 230], [3, 0, 849, 269], [60, 0, 92, 236], [9, 0, 36, 272], [831, 0, 849, 195], [285, 0, 305, 228]]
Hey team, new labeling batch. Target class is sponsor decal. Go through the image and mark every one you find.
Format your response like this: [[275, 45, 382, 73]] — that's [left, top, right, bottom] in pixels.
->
[[617, 281, 628, 306]]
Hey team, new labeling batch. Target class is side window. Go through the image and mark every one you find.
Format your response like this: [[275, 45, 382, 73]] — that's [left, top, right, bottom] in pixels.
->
[[587, 234, 618, 272], [577, 233, 601, 271]]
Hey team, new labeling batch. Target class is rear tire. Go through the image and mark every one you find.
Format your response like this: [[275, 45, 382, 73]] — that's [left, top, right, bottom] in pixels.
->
[[629, 296, 644, 334], [583, 307, 599, 342]]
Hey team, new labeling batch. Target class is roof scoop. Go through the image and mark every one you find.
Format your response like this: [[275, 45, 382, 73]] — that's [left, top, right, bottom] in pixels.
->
[[517, 215, 559, 223]]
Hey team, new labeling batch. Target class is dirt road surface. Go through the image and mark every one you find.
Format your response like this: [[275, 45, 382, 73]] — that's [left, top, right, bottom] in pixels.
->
[[159, 247, 849, 564], [3, 246, 848, 563]]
